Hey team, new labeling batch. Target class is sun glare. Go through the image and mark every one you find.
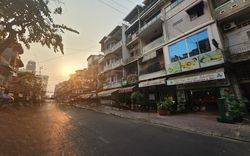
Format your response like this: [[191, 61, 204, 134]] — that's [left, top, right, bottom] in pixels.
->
[[62, 65, 76, 77]]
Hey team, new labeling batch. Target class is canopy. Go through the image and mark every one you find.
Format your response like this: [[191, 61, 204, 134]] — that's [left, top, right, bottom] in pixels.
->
[[98, 88, 119, 97], [118, 86, 135, 93]]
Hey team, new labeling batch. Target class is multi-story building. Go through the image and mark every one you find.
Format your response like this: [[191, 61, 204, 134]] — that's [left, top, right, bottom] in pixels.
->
[[98, 26, 124, 98], [87, 54, 103, 90], [210, 0, 250, 102], [163, 0, 227, 112]]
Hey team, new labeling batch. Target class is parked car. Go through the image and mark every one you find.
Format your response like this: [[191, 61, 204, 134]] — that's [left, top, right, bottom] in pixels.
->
[[0, 93, 14, 104]]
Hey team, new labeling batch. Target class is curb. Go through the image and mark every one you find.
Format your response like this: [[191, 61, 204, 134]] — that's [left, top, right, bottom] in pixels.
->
[[73, 104, 250, 143]]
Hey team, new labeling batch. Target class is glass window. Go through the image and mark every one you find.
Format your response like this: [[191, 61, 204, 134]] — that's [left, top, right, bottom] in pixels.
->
[[169, 40, 188, 62], [169, 30, 211, 62]]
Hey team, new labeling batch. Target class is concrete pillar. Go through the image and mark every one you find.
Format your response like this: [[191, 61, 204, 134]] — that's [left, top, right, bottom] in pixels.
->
[[229, 72, 242, 99]]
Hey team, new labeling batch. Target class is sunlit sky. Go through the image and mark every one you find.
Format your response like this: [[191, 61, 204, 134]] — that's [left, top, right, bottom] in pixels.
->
[[21, 0, 143, 94]]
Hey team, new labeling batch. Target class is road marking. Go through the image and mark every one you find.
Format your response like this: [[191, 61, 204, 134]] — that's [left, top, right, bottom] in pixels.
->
[[98, 136, 110, 144]]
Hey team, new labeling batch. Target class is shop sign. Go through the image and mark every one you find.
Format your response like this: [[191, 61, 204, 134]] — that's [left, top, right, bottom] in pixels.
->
[[139, 78, 166, 88], [166, 61, 181, 75], [180, 56, 200, 72], [167, 71, 225, 85], [199, 50, 224, 68]]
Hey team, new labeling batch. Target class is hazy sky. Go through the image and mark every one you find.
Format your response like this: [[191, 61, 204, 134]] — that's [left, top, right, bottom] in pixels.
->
[[21, 0, 143, 94]]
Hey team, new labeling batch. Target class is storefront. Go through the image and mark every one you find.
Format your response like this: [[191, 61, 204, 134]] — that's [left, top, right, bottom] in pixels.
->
[[167, 68, 231, 113], [138, 77, 175, 110], [115, 86, 136, 109]]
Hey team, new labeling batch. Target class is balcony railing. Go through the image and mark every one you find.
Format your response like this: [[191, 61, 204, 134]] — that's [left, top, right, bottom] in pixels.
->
[[140, 13, 162, 32], [103, 80, 122, 89], [125, 47, 141, 64], [142, 36, 164, 54], [126, 31, 139, 44], [103, 59, 123, 72], [104, 41, 122, 55], [229, 41, 250, 55], [215, 0, 250, 21]]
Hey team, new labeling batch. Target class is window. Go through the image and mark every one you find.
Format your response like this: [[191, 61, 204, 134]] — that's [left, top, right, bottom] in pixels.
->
[[169, 30, 211, 62], [186, 1, 204, 21]]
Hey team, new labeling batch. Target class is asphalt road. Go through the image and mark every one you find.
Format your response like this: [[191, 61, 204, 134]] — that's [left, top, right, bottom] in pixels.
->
[[0, 101, 249, 156]]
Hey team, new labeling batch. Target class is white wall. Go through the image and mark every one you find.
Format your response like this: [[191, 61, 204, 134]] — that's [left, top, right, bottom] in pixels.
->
[[164, 0, 213, 42]]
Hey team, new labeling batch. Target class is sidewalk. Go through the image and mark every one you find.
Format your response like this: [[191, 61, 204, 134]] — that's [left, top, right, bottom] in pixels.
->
[[73, 103, 250, 143]]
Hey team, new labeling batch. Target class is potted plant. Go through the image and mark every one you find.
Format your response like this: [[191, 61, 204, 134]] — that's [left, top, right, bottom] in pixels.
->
[[225, 94, 247, 122], [157, 97, 175, 115]]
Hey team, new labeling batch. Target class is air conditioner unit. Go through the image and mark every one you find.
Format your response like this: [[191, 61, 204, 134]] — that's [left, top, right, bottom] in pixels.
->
[[223, 22, 236, 31]]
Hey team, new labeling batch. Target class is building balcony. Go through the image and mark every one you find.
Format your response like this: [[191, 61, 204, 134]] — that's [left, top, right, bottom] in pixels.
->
[[122, 74, 138, 86], [103, 41, 122, 55], [126, 31, 139, 45], [142, 36, 164, 54], [229, 41, 250, 56], [103, 80, 122, 89], [215, 0, 250, 21], [103, 59, 123, 72], [140, 13, 163, 34], [225, 24, 250, 61]]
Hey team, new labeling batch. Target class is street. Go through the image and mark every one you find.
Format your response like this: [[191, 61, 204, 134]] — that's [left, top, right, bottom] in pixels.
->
[[0, 101, 249, 156]]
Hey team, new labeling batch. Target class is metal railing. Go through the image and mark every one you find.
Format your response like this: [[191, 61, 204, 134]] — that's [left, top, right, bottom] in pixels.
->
[[126, 31, 139, 44], [103, 59, 123, 72], [142, 36, 164, 54], [214, 0, 250, 20], [104, 41, 122, 55], [103, 80, 122, 89], [140, 13, 162, 32]]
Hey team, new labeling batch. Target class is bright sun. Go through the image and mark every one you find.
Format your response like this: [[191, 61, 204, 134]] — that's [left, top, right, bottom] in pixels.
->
[[62, 65, 76, 77]]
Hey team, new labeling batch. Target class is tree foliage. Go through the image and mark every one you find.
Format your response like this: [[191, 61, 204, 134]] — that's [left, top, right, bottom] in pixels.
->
[[0, 0, 79, 54]]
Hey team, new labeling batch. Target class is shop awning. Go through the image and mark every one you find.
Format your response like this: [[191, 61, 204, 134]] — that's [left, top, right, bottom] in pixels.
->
[[98, 88, 119, 97], [118, 86, 135, 93], [139, 78, 166, 88], [167, 68, 225, 86]]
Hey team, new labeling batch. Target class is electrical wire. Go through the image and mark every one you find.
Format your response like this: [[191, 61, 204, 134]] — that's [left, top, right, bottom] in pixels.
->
[[109, 0, 130, 11], [97, 0, 126, 15]]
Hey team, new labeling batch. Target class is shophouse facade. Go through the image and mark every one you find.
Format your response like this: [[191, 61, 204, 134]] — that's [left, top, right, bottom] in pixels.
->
[[210, 0, 250, 103]]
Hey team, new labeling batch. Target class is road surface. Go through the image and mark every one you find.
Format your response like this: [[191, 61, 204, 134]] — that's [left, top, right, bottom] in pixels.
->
[[0, 101, 249, 156]]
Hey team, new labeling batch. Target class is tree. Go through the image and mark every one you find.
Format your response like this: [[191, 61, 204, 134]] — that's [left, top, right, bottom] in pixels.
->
[[0, 0, 79, 54]]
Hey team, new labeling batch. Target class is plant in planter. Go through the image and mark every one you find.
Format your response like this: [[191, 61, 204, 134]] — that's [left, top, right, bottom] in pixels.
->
[[157, 97, 175, 115], [225, 94, 247, 122]]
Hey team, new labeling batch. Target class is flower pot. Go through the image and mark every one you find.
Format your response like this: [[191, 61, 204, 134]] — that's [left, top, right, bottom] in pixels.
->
[[158, 110, 171, 116]]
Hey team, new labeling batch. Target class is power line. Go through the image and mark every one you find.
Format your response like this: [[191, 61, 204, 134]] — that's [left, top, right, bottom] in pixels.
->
[[109, 0, 130, 11], [97, 0, 126, 15], [38, 45, 99, 63]]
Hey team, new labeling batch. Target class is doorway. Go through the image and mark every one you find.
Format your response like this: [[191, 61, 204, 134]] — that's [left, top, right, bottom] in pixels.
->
[[187, 88, 220, 112]]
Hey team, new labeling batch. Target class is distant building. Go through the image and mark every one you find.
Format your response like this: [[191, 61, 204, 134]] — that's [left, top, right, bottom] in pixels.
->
[[26, 60, 36, 74], [36, 75, 49, 94]]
